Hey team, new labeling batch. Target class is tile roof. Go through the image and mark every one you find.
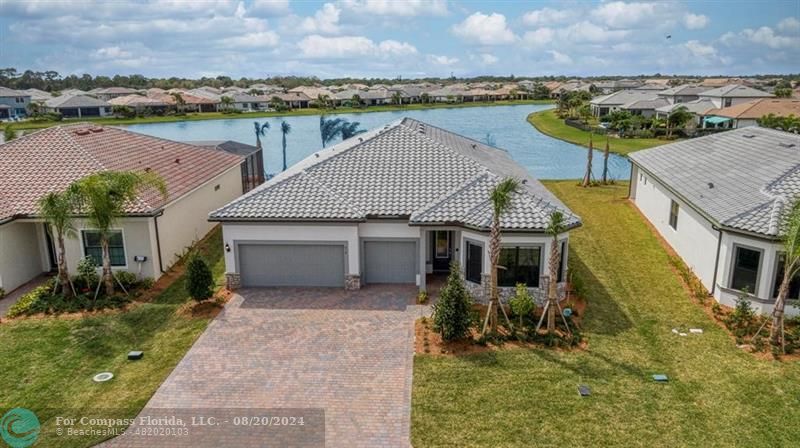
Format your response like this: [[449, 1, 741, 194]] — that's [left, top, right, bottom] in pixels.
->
[[0, 86, 27, 97], [629, 127, 800, 237], [655, 99, 716, 115], [657, 84, 711, 97], [591, 89, 659, 106], [108, 94, 167, 107], [211, 118, 580, 231], [704, 99, 800, 119], [0, 124, 243, 222], [699, 84, 774, 98], [45, 94, 109, 108]]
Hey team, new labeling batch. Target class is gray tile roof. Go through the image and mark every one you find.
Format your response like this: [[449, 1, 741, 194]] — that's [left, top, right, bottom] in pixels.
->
[[623, 98, 670, 110], [211, 118, 580, 231], [629, 127, 800, 237], [45, 94, 109, 108], [657, 85, 711, 97], [591, 89, 660, 106], [189, 140, 259, 157], [655, 99, 716, 115], [0, 86, 27, 97], [698, 84, 774, 98]]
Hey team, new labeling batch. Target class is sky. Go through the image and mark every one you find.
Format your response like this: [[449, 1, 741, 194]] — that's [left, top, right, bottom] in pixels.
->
[[0, 0, 798, 80]]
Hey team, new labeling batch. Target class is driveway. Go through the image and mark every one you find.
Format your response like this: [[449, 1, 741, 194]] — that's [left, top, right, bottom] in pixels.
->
[[105, 285, 419, 447]]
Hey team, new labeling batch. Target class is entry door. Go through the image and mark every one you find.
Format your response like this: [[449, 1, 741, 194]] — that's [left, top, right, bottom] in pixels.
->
[[432, 231, 452, 271]]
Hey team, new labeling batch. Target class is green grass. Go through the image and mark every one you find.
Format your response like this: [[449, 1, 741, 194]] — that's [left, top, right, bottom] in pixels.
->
[[7, 99, 553, 131], [0, 227, 225, 448], [527, 109, 667, 155], [412, 182, 800, 448]]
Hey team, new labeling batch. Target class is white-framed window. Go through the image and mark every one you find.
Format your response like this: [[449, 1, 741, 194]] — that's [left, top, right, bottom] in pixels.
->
[[82, 230, 126, 267]]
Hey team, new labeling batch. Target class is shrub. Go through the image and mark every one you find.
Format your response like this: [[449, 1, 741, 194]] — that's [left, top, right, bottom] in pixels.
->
[[0, 287, 5, 300], [509, 283, 534, 327], [432, 262, 473, 341], [115, 271, 139, 290], [139, 277, 155, 290], [6, 285, 50, 318], [186, 254, 214, 301], [76, 256, 99, 290], [724, 290, 758, 337], [416, 291, 428, 304]]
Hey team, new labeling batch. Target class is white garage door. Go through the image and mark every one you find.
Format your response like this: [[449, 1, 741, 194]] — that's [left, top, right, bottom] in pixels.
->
[[238, 243, 345, 287]]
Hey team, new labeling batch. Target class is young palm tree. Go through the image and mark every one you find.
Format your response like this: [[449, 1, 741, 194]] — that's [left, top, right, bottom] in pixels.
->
[[38, 190, 77, 298], [483, 177, 520, 335], [770, 201, 800, 350], [316, 94, 330, 109], [70, 171, 167, 297], [339, 120, 365, 140], [391, 91, 403, 106], [253, 121, 269, 149], [351, 94, 361, 108], [280, 121, 291, 171], [220, 95, 234, 112], [170, 92, 185, 114], [582, 134, 594, 187], [601, 135, 610, 184], [319, 116, 344, 148], [666, 106, 693, 138], [545, 211, 567, 335]]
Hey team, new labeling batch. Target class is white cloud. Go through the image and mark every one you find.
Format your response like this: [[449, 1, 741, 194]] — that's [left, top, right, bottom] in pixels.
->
[[521, 28, 555, 47], [684, 40, 716, 58], [451, 12, 516, 45], [778, 17, 800, 33], [561, 21, 629, 43], [297, 35, 417, 59], [248, 0, 290, 16], [91, 46, 132, 60], [218, 31, 280, 48], [683, 13, 709, 30], [340, 0, 448, 17], [427, 54, 458, 66], [299, 3, 341, 35], [590, 1, 663, 29], [479, 53, 498, 65], [742, 26, 799, 49], [521, 7, 573, 27], [548, 50, 573, 65]]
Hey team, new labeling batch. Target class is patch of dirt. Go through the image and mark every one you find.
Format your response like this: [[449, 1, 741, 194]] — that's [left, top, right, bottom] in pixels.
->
[[177, 289, 233, 319]]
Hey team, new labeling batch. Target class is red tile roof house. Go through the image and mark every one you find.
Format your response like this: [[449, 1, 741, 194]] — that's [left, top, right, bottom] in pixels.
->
[[0, 123, 259, 295]]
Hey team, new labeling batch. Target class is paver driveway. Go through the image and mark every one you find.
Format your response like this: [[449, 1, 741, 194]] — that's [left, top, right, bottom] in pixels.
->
[[105, 285, 418, 448]]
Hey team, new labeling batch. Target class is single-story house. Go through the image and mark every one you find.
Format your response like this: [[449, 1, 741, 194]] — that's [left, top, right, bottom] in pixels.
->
[[0, 86, 31, 119], [654, 99, 716, 126], [210, 118, 581, 301], [44, 94, 111, 118], [24, 88, 54, 104], [698, 84, 774, 109], [0, 124, 257, 294], [621, 98, 670, 118], [92, 87, 140, 101], [629, 127, 800, 315], [267, 92, 311, 109], [700, 98, 800, 129], [590, 89, 660, 117], [108, 94, 169, 113]]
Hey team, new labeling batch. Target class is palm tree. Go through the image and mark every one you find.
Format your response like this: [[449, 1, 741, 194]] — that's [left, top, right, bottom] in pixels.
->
[[544, 211, 567, 335], [316, 94, 330, 109], [220, 95, 234, 112], [391, 91, 403, 106], [482, 177, 520, 335], [319, 116, 344, 148], [339, 120, 366, 140], [170, 92, 185, 114], [351, 94, 362, 108], [253, 121, 269, 149], [770, 201, 800, 351], [420, 92, 430, 104], [601, 135, 610, 184], [666, 106, 693, 138], [70, 171, 167, 297], [38, 190, 77, 298], [582, 134, 594, 187], [280, 121, 291, 171]]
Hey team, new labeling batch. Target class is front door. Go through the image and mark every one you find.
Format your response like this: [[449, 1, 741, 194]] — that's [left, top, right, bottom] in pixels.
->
[[43, 224, 58, 272], [432, 231, 452, 272]]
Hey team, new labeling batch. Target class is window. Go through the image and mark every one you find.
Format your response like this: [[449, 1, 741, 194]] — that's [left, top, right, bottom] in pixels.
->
[[435, 231, 449, 258], [82, 230, 126, 267], [730, 246, 761, 293], [498, 246, 541, 287], [724, 98, 732, 107], [669, 200, 679, 230], [557, 240, 567, 283], [466, 241, 483, 284], [772, 253, 800, 300]]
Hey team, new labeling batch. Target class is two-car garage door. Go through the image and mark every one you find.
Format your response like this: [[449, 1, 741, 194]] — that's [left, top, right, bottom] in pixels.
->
[[238, 243, 345, 287]]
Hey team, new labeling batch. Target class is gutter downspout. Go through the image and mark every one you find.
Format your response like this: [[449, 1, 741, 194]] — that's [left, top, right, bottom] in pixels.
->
[[710, 225, 723, 295], [154, 210, 165, 274]]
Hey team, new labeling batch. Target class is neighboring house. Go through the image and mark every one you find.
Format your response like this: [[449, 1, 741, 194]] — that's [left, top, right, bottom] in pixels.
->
[[550, 82, 593, 99], [656, 85, 711, 104], [700, 98, 800, 129], [190, 140, 265, 192], [108, 94, 169, 113], [287, 86, 335, 103], [267, 92, 311, 109], [149, 91, 218, 112], [93, 87, 140, 101], [226, 93, 267, 112], [622, 98, 670, 118], [44, 94, 111, 118], [698, 84, 774, 108], [24, 88, 54, 103], [210, 118, 581, 301], [0, 124, 252, 294], [590, 89, 660, 117], [655, 99, 717, 126], [58, 88, 89, 96], [0, 86, 31, 119], [629, 127, 800, 315]]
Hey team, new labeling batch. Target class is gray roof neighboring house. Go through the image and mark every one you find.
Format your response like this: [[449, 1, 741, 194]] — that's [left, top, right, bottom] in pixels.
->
[[657, 85, 712, 97], [623, 98, 670, 111], [23, 88, 53, 101], [45, 94, 110, 108], [0, 86, 28, 97], [655, 99, 716, 115], [189, 140, 260, 157], [210, 118, 580, 231], [591, 89, 659, 106], [698, 84, 774, 99], [629, 127, 800, 238]]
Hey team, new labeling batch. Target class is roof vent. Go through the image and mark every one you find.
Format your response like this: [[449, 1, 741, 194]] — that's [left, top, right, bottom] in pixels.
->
[[174, 158, 180, 164], [708, 182, 714, 189], [358, 137, 363, 142], [742, 134, 756, 139], [89, 126, 103, 133], [471, 144, 477, 149], [144, 167, 151, 172], [74, 129, 91, 136], [778, 142, 796, 148]]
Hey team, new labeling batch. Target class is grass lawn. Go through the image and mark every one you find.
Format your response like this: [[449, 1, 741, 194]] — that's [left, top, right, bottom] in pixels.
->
[[527, 109, 667, 155], [6, 99, 553, 132], [0, 227, 225, 448], [412, 182, 800, 448]]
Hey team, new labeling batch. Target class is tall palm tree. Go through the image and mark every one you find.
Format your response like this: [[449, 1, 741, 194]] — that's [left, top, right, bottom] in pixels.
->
[[280, 121, 291, 171], [582, 134, 594, 187], [339, 120, 366, 140], [253, 121, 269, 149], [666, 106, 693, 138], [316, 94, 330, 109], [170, 92, 185, 114], [319, 116, 344, 148], [391, 91, 403, 106], [770, 201, 800, 350], [38, 190, 77, 298], [70, 171, 167, 297], [420, 92, 430, 104], [483, 177, 520, 335], [220, 95, 234, 112], [545, 211, 567, 335]]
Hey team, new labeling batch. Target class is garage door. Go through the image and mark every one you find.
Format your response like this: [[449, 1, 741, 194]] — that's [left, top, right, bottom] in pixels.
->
[[238, 243, 345, 287], [363, 240, 416, 284]]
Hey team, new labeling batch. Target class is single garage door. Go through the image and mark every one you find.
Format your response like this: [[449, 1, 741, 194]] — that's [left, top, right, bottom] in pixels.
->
[[363, 240, 417, 284], [238, 243, 345, 287]]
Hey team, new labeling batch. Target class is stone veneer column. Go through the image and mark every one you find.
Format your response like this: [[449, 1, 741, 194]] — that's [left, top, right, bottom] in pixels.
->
[[225, 273, 241, 291], [480, 273, 491, 301], [345, 274, 361, 290]]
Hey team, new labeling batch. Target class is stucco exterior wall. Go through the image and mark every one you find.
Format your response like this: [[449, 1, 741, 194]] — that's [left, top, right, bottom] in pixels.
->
[[158, 165, 243, 270], [0, 222, 44, 292]]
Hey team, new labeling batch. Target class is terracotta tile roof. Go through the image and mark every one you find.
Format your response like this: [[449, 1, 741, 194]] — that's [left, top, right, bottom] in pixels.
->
[[0, 123, 243, 222], [705, 98, 800, 120]]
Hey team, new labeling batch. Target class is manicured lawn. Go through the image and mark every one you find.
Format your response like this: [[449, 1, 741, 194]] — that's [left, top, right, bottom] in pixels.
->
[[6, 99, 553, 131], [0, 227, 226, 448], [412, 182, 800, 447], [528, 109, 667, 155]]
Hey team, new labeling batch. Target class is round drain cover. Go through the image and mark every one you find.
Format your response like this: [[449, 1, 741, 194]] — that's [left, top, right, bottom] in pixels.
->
[[93, 372, 114, 383]]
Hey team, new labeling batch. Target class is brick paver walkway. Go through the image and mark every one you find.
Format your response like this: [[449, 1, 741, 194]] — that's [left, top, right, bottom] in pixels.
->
[[103, 285, 418, 447]]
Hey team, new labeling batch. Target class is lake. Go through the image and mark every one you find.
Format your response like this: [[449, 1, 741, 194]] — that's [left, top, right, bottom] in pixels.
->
[[127, 104, 631, 180]]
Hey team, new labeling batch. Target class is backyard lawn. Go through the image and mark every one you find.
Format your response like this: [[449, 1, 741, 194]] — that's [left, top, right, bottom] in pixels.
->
[[412, 182, 800, 447], [528, 109, 666, 155], [0, 227, 225, 448]]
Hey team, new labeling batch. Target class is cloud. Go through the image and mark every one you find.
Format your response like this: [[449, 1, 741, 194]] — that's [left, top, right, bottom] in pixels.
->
[[521, 8, 573, 27], [684, 40, 716, 58], [91, 46, 132, 59], [590, 1, 664, 29], [683, 13, 709, 30], [742, 26, 799, 49], [340, 0, 448, 17], [218, 31, 280, 48], [299, 3, 341, 34], [248, 0, 290, 16], [521, 28, 555, 47], [451, 12, 516, 45], [778, 17, 800, 32], [560, 21, 629, 43], [427, 54, 459, 66], [297, 35, 417, 59], [548, 50, 573, 65], [479, 53, 498, 65]]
